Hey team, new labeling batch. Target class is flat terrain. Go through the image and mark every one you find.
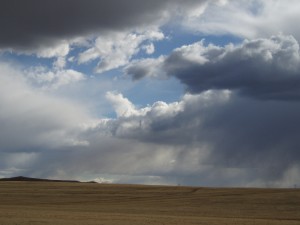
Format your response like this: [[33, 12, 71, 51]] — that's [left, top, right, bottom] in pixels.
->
[[0, 181, 300, 225]]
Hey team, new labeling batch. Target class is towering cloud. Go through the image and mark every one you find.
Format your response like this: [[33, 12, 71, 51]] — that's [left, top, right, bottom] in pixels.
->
[[127, 34, 300, 100]]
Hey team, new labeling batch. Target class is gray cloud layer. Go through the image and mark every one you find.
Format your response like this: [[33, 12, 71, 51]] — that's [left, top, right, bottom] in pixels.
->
[[82, 91, 300, 187], [0, 0, 205, 50]]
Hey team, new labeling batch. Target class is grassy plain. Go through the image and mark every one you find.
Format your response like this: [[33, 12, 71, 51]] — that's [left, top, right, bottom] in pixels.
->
[[0, 181, 299, 225]]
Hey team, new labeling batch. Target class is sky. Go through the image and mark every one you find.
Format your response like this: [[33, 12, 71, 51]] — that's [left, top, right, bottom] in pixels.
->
[[1, 0, 300, 187]]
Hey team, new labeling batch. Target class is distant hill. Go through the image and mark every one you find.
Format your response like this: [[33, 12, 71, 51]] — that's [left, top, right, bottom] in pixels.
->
[[0, 176, 80, 183]]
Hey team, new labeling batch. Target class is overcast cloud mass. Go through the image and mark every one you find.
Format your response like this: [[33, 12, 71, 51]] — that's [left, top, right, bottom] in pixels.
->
[[1, 0, 300, 187]]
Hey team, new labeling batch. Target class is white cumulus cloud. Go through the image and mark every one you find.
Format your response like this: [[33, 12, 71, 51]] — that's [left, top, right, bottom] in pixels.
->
[[25, 66, 86, 90], [78, 30, 164, 73]]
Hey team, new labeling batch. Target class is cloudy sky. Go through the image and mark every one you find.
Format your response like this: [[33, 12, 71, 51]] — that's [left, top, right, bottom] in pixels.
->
[[1, 0, 300, 187]]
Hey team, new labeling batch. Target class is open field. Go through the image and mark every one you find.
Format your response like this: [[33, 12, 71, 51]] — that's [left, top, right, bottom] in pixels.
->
[[0, 181, 300, 225]]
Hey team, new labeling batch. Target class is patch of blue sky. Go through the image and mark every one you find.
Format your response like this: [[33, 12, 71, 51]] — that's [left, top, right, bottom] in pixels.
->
[[123, 76, 184, 109], [78, 72, 185, 118], [0, 51, 53, 69], [88, 70, 185, 118], [1, 49, 100, 82], [200, 34, 243, 47], [66, 46, 97, 75], [133, 27, 243, 60], [60, 70, 185, 118]]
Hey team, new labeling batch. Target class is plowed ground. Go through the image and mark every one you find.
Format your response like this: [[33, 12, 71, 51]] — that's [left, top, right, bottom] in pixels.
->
[[0, 182, 299, 225]]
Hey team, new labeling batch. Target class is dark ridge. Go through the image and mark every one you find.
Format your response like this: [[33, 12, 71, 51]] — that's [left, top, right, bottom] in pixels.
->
[[0, 176, 80, 183], [86, 181, 98, 183]]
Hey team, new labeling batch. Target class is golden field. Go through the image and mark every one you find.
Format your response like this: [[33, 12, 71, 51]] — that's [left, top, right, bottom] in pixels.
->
[[0, 181, 299, 225]]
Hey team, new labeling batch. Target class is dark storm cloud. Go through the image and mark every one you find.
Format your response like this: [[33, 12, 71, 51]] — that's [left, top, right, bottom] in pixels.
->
[[122, 34, 300, 186], [0, 0, 206, 50], [100, 91, 300, 186], [196, 96, 300, 186], [127, 35, 300, 100], [166, 35, 300, 100]]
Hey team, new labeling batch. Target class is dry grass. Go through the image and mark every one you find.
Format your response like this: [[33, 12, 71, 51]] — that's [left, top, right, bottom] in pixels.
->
[[0, 181, 299, 224]]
